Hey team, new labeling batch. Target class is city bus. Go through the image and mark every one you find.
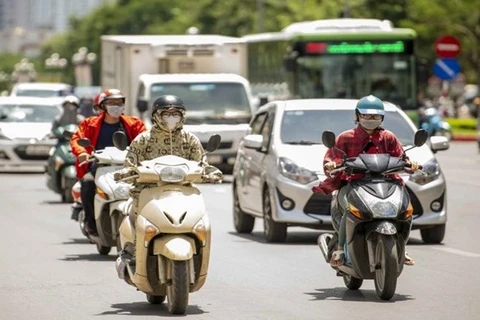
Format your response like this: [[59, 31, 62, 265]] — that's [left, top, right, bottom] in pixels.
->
[[242, 18, 422, 110]]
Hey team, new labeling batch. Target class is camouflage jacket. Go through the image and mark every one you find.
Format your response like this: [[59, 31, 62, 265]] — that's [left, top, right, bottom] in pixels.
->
[[124, 125, 204, 167]]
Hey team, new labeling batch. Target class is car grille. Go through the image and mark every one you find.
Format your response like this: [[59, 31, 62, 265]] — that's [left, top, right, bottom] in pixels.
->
[[14, 145, 50, 160], [201, 141, 233, 150], [407, 186, 423, 218], [303, 193, 333, 215]]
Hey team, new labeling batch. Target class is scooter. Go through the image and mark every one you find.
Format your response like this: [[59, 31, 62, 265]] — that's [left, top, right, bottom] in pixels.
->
[[112, 131, 222, 315], [45, 124, 78, 203], [420, 105, 452, 141], [76, 135, 131, 255], [317, 129, 427, 301]]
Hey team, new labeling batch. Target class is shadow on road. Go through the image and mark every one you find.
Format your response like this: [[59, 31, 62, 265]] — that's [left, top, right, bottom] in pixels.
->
[[60, 253, 117, 262], [228, 230, 326, 245], [98, 302, 207, 317], [61, 238, 92, 245], [305, 287, 414, 303], [406, 237, 445, 246], [40, 200, 70, 205]]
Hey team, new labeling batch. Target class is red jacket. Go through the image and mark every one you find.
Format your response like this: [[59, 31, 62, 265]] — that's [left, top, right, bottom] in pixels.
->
[[71, 113, 146, 179]]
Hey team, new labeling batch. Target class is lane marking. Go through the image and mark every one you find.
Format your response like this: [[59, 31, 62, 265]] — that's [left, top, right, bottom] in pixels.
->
[[431, 247, 480, 258]]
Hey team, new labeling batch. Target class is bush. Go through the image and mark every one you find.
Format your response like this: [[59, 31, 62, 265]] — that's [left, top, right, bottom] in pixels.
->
[[445, 118, 476, 131]]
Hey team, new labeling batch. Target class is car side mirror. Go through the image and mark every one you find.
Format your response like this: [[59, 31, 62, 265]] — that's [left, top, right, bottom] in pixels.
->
[[113, 131, 129, 151], [137, 100, 148, 113], [322, 131, 336, 148], [243, 134, 263, 149], [62, 130, 74, 140], [77, 138, 91, 148], [429, 136, 450, 153], [414, 129, 428, 147], [206, 134, 221, 153]]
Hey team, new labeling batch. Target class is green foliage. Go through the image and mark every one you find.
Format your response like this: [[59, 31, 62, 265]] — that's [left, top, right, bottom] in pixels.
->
[[36, 0, 480, 86], [446, 117, 477, 131]]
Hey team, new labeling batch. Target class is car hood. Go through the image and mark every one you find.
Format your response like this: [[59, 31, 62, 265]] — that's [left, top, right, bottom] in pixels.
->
[[276, 143, 435, 174], [0, 122, 51, 140]]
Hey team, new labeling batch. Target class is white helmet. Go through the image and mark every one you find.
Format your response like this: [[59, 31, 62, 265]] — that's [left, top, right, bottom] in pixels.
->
[[62, 95, 80, 108]]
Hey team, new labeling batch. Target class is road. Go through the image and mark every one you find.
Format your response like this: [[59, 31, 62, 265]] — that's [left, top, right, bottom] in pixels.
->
[[0, 142, 479, 320]]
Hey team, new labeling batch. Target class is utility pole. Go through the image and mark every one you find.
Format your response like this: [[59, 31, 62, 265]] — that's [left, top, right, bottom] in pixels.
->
[[256, 0, 264, 33]]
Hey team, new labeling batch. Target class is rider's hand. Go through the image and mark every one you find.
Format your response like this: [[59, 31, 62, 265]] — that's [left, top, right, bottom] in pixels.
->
[[78, 153, 89, 163], [408, 160, 421, 172], [324, 161, 337, 173]]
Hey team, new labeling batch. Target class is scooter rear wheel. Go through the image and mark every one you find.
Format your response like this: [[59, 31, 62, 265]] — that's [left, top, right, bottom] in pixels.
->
[[146, 294, 165, 304], [343, 275, 363, 290], [96, 243, 111, 255]]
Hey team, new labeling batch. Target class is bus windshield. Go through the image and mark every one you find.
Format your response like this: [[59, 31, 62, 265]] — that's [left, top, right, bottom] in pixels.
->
[[150, 82, 251, 124], [295, 54, 415, 108]]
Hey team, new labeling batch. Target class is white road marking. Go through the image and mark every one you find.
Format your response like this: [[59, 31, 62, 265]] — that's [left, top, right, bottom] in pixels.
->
[[432, 247, 480, 258]]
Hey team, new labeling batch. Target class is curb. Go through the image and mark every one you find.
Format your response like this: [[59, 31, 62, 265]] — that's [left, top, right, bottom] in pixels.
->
[[452, 136, 477, 142]]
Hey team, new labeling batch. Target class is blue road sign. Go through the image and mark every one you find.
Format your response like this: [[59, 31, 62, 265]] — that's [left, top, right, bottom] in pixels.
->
[[433, 58, 460, 80]]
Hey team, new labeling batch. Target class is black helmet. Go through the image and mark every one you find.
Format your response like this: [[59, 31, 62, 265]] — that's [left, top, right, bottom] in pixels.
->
[[152, 95, 185, 116]]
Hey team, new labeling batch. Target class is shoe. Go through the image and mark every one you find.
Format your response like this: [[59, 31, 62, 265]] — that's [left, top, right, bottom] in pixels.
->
[[404, 252, 415, 266], [329, 250, 345, 267]]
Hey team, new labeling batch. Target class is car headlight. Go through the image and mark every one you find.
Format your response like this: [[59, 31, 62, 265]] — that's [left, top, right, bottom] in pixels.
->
[[278, 157, 318, 184], [157, 165, 187, 183], [113, 182, 131, 199], [409, 159, 441, 185]]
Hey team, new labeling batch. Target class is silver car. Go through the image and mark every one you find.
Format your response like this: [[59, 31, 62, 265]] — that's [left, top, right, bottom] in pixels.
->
[[232, 99, 450, 243], [0, 97, 61, 170]]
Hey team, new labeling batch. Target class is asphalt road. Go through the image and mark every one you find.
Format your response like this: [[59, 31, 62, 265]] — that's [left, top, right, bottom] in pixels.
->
[[0, 141, 479, 320]]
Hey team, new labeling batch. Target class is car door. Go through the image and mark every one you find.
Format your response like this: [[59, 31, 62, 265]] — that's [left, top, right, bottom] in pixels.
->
[[247, 107, 275, 213], [238, 112, 268, 212]]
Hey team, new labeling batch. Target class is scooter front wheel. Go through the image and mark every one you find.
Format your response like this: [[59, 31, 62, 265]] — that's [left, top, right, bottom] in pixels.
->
[[166, 260, 189, 314], [374, 235, 398, 300]]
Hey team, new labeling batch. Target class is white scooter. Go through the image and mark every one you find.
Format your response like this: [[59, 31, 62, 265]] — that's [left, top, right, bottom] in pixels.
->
[[76, 136, 131, 255], [112, 131, 222, 315]]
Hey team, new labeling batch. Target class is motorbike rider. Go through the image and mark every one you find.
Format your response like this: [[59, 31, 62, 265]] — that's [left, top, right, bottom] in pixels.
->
[[71, 89, 146, 236], [50, 95, 84, 134], [114, 95, 223, 263], [312, 95, 420, 267]]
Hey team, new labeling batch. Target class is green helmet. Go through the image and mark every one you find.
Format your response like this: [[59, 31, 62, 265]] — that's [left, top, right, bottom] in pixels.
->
[[355, 95, 385, 116]]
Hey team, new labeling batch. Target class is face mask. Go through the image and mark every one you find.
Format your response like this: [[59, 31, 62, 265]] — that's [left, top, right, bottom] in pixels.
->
[[359, 118, 382, 130], [105, 105, 125, 118], [161, 114, 181, 131]]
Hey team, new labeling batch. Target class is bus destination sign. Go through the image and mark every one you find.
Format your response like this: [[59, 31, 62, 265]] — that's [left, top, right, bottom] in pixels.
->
[[302, 40, 413, 55]]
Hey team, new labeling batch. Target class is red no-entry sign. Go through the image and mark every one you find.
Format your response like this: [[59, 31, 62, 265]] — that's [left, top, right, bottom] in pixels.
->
[[435, 36, 461, 58]]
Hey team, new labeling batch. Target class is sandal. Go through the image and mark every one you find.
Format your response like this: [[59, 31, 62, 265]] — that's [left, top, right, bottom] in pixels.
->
[[404, 252, 415, 266], [329, 250, 345, 267]]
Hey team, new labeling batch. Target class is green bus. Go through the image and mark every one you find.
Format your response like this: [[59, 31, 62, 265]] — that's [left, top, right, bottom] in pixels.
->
[[242, 19, 423, 110]]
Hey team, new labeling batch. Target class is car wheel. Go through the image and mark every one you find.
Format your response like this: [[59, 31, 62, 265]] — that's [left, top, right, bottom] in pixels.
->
[[263, 187, 287, 243], [420, 224, 446, 244], [233, 182, 255, 233]]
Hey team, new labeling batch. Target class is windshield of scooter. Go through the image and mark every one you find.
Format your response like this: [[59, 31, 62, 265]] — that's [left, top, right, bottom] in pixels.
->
[[346, 154, 405, 174]]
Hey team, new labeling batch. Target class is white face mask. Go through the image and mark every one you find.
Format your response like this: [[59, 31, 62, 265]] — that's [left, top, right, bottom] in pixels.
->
[[162, 114, 181, 131], [105, 105, 125, 118], [359, 118, 382, 130]]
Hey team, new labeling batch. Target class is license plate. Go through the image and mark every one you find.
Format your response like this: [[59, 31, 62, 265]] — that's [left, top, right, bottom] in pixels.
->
[[207, 155, 223, 164], [25, 145, 52, 155]]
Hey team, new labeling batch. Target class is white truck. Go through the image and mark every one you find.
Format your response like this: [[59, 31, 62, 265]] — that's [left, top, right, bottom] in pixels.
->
[[100, 35, 256, 173]]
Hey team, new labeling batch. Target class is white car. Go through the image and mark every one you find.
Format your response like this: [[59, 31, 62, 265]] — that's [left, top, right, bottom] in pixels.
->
[[0, 97, 62, 170], [232, 99, 450, 243], [10, 82, 73, 98]]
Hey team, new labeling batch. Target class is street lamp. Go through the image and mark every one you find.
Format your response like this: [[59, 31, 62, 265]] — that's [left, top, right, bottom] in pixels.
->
[[11, 58, 37, 83], [72, 47, 97, 86], [45, 53, 68, 82]]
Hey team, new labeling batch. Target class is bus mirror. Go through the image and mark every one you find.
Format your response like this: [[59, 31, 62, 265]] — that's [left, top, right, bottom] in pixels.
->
[[137, 99, 148, 113]]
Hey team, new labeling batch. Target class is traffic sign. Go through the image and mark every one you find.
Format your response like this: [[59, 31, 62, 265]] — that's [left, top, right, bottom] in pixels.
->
[[435, 35, 461, 58], [433, 58, 460, 80]]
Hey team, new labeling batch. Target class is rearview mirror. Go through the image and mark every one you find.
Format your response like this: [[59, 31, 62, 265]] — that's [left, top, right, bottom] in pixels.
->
[[322, 131, 336, 148], [137, 100, 148, 113], [243, 134, 263, 149], [113, 131, 129, 151], [77, 138, 91, 147], [206, 134, 221, 153], [414, 129, 428, 147], [430, 136, 450, 153]]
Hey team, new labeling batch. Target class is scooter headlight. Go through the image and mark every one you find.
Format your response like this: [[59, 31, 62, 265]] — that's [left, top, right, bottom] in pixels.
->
[[113, 182, 131, 199], [371, 201, 398, 218], [157, 166, 187, 183]]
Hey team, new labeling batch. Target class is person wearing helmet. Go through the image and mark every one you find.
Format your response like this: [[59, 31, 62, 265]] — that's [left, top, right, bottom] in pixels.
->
[[312, 95, 420, 267], [71, 89, 146, 236], [115, 95, 222, 264], [50, 95, 84, 134]]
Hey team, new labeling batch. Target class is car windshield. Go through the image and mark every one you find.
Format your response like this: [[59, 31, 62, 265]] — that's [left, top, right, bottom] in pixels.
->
[[15, 89, 67, 98], [0, 104, 60, 122], [150, 82, 251, 124], [280, 109, 415, 146]]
